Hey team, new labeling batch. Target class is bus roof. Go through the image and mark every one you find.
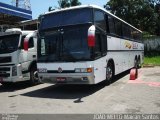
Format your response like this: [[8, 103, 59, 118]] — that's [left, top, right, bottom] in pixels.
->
[[44, 5, 142, 33]]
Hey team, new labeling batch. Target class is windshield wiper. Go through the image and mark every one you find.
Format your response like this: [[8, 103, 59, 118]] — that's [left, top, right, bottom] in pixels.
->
[[61, 53, 77, 62]]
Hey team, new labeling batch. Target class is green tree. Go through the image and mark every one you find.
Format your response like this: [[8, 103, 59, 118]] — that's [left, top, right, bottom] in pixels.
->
[[154, 2, 160, 35], [58, 0, 81, 8], [105, 0, 159, 35], [70, 0, 81, 6], [147, 0, 160, 35], [58, 0, 70, 8]]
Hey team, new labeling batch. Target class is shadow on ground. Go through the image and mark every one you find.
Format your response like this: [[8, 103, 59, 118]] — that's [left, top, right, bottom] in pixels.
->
[[0, 82, 37, 92], [21, 70, 130, 103]]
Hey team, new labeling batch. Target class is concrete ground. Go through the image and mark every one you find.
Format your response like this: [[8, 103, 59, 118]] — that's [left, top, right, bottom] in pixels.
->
[[0, 67, 160, 115]]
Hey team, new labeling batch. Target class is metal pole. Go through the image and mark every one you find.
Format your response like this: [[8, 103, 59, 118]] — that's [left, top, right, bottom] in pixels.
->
[[16, 0, 19, 7]]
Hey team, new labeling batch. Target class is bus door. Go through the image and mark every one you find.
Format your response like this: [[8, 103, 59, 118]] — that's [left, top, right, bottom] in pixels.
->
[[94, 28, 107, 81]]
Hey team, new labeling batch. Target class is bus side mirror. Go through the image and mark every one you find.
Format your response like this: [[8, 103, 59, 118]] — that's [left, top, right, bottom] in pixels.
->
[[24, 39, 29, 51], [88, 25, 95, 47]]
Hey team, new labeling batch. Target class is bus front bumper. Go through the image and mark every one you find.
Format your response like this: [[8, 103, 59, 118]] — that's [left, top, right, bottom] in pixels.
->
[[38, 73, 95, 84]]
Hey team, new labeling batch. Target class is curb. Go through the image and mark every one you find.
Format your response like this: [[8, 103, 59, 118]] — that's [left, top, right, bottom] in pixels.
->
[[142, 65, 155, 68]]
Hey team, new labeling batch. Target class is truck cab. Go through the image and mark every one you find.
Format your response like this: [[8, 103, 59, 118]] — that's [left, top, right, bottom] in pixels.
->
[[0, 28, 38, 85]]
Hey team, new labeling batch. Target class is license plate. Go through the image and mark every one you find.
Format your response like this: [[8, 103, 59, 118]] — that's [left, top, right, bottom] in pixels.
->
[[0, 77, 3, 83], [56, 77, 66, 82]]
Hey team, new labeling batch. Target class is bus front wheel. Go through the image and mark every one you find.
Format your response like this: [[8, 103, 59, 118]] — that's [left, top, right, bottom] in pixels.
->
[[106, 62, 114, 84]]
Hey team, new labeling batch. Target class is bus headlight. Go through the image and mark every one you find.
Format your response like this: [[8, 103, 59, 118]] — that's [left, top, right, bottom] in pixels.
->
[[75, 68, 93, 73], [12, 66, 17, 76]]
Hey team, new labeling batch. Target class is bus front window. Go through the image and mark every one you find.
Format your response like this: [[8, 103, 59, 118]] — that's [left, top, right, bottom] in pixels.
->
[[38, 8, 94, 62], [38, 25, 91, 62]]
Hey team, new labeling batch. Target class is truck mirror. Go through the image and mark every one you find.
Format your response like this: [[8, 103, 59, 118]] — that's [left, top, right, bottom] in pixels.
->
[[24, 39, 29, 51]]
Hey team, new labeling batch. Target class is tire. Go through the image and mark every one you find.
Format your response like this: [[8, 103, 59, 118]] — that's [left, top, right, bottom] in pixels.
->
[[105, 62, 114, 84], [1, 82, 12, 87], [134, 58, 138, 69], [29, 66, 39, 86], [137, 57, 141, 68]]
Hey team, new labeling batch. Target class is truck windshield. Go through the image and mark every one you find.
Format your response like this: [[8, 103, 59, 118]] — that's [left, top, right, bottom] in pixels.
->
[[0, 34, 20, 54], [38, 25, 91, 62]]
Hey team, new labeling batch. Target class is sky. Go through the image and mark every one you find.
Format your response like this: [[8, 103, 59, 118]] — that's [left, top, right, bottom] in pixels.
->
[[31, 0, 108, 19], [0, 0, 108, 19]]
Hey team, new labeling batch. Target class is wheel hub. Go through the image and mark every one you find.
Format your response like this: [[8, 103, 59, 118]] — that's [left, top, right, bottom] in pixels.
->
[[106, 67, 112, 80]]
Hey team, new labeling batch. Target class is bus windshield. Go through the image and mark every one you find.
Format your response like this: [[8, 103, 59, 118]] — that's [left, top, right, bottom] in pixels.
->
[[40, 8, 93, 30], [38, 25, 91, 62], [0, 34, 20, 54], [38, 8, 94, 62]]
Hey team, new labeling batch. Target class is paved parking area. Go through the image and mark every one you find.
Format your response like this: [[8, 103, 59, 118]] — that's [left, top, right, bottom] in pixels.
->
[[0, 67, 160, 114]]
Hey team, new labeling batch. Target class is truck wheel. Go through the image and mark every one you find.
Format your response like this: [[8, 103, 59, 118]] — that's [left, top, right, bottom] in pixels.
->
[[1, 82, 11, 86], [106, 62, 114, 84], [29, 66, 39, 86]]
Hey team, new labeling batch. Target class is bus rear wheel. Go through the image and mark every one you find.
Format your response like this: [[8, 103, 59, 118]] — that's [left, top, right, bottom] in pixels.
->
[[137, 57, 141, 68], [134, 59, 138, 69], [106, 62, 114, 84]]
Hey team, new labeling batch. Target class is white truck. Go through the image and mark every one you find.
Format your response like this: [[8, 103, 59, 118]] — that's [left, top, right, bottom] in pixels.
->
[[0, 28, 38, 85]]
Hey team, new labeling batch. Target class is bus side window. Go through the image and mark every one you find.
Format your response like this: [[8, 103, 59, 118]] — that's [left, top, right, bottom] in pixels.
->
[[95, 33, 102, 58], [122, 23, 131, 39], [101, 34, 107, 56], [131, 28, 142, 41], [94, 10, 106, 32], [105, 14, 110, 33], [115, 19, 122, 37], [95, 31, 107, 58], [108, 16, 116, 35]]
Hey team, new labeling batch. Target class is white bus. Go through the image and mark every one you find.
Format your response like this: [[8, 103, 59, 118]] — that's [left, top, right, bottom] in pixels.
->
[[37, 5, 144, 84]]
